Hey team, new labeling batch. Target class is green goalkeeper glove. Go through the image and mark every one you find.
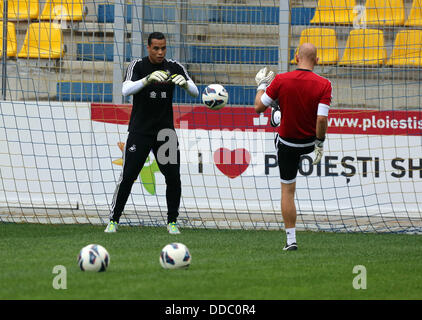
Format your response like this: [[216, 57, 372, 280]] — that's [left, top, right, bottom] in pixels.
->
[[255, 67, 275, 92], [170, 74, 188, 89], [312, 138, 324, 165], [142, 70, 169, 85]]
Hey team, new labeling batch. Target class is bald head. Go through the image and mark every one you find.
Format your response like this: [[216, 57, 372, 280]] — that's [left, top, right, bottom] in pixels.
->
[[296, 43, 318, 69]]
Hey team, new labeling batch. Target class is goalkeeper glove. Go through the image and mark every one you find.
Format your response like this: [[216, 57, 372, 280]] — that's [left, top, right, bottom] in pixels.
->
[[142, 70, 169, 85], [312, 138, 324, 165], [255, 67, 275, 92], [170, 74, 188, 89]]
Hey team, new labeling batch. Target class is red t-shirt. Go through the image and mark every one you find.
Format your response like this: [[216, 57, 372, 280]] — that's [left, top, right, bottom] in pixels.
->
[[264, 69, 332, 140]]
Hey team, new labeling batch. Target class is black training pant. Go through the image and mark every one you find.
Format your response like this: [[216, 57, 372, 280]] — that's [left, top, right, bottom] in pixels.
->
[[109, 131, 181, 224]]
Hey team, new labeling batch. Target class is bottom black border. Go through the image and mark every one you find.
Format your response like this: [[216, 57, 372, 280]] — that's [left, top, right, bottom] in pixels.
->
[[1, 300, 421, 318]]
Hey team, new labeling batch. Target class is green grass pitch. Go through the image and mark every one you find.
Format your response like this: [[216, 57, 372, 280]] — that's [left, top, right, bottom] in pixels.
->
[[0, 222, 421, 300]]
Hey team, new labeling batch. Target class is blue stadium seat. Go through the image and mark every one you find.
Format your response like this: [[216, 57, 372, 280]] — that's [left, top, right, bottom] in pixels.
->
[[209, 6, 279, 24], [290, 7, 315, 25], [97, 4, 285, 24], [76, 43, 178, 62], [97, 4, 177, 23], [97, 4, 132, 23], [187, 46, 278, 64], [290, 48, 296, 61], [143, 5, 176, 22], [76, 42, 132, 62], [57, 82, 113, 102]]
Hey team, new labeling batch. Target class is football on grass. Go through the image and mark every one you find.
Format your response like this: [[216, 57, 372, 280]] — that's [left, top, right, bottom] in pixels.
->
[[202, 84, 228, 110], [159, 243, 191, 269], [77, 244, 110, 272]]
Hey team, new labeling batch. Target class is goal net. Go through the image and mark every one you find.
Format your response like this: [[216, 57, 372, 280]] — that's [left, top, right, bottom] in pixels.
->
[[0, 0, 421, 233]]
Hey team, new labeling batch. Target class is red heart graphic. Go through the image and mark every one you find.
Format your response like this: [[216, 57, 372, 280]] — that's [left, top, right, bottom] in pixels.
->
[[213, 148, 251, 179]]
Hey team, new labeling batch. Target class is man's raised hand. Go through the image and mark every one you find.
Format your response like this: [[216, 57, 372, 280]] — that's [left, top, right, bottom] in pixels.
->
[[255, 67, 275, 91], [170, 74, 188, 89], [142, 70, 169, 85]]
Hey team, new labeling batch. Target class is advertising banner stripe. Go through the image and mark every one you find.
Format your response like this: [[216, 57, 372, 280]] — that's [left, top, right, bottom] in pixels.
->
[[90, 104, 422, 136]]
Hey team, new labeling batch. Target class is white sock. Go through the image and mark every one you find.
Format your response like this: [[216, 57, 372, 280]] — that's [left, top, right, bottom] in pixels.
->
[[286, 228, 296, 245]]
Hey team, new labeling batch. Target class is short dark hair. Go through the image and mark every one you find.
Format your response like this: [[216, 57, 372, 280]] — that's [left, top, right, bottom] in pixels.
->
[[148, 32, 166, 45]]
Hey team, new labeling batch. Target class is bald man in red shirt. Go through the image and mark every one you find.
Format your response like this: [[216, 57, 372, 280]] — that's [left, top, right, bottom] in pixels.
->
[[254, 43, 332, 251]]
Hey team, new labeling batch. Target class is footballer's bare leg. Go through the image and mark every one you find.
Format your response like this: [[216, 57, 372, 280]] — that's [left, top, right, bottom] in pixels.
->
[[281, 182, 296, 228], [281, 182, 298, 250]]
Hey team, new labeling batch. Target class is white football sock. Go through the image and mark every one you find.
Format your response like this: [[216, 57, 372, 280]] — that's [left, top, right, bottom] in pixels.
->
[[286, 228, 296, 245]]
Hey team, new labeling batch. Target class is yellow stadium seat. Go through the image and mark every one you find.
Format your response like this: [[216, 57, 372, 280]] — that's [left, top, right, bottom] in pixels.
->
[[339, 29, 387, 66], [0, 22, 17, 58], [386, 30, 422, 67], [39, 0, 84, 21], [17, 22, 65, 59], [405, 0, 422, 27], [310, 0, 357, 25], [361, 0, 405, 26], [0, 0, 39, 20], [291, 28, 339, 65]]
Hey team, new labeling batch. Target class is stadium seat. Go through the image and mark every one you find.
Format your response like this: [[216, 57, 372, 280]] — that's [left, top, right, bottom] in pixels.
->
[[97, 4, 132, 23], [310, 0, 356, 25], [57, 81, 113, 102], [405, 0, 422, 27], [76, 42, 132, 62], [0, 22, 17, 58], [291, 28, 339, 65], [290, 7, 316, 25], [361, 0, 405, 26], [209, 5, 279, 24], [386, 30, 422, 67], [17, 22, 65, 59], [339, 29, 387, 66], [0, 0, 39, 20], [188, 45, 279, 64], [39, 0, 85, 21]]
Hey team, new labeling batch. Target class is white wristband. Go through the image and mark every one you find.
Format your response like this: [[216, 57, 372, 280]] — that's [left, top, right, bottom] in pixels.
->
[[257, 83, 267, 92]]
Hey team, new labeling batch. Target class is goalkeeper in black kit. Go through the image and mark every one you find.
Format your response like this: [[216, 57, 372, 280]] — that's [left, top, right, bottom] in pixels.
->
[[105, 32, 199, 234]]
